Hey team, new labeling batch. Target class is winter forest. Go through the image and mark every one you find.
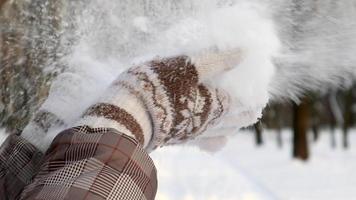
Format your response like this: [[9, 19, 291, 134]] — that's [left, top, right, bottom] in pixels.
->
[[1, 0, 356, 199]]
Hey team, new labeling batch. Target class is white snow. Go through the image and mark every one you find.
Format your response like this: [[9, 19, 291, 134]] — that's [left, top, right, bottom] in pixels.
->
[[152, 129, 356, 200], [150, 2, 280, 113]]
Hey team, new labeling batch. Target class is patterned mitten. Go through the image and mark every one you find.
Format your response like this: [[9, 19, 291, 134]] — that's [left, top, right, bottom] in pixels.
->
[[77, 50, 242, 152]]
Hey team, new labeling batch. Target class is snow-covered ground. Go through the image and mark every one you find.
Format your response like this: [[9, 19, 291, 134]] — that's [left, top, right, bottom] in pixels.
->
[[0, 128, 354, 200], [152, 129, 356, 200]]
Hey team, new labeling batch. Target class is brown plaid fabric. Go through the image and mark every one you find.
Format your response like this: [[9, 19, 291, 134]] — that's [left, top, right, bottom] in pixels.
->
[[0, 134, 43, 200], [0, 126, 157, 200]]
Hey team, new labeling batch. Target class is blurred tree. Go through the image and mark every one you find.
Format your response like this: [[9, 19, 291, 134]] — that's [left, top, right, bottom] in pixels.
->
[[254, 121, 263, 146], [342, 85, 355, 149], [310, 95, 322, 142], [326, 90, 344, 148], [262, 103, 286, 148], [0, 0, 63, 133], [292, 99, 309, 161], [0, 0, 6, 9]]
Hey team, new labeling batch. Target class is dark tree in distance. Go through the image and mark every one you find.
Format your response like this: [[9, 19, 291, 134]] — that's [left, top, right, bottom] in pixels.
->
[[254, 121, 263, 146], [292, 99, 310, 161], [342, 85, 355, 149]]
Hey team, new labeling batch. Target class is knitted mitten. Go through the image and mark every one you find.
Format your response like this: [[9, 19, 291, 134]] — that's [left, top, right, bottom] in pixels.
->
[[76, 50, 242, 152]]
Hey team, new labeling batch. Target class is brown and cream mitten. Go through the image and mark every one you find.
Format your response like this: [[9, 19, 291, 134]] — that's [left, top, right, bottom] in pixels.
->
[[76, 50, 243, 152]]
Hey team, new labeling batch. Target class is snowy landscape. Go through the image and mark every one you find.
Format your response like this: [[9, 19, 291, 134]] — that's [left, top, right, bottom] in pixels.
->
[[152, 130, 356, 200]]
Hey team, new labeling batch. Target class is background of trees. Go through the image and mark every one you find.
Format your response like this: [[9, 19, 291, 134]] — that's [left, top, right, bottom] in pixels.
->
[[259, 87, 356, 160]]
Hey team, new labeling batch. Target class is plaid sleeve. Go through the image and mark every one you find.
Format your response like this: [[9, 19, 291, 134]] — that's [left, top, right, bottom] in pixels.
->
[[0, 134, 43, 200], [19, 126, 157, 200], [0, 126, 157, 200]]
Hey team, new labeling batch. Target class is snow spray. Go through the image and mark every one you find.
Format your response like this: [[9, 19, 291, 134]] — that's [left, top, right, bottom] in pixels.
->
[[16, 0, 356, 148]]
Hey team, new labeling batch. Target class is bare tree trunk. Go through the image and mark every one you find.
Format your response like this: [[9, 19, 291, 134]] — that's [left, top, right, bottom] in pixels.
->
[[310, 96, 321, 143], [330, 126, 337, 149], [0, 0, 63, 133], [276, 128, 283, 148], [0, 0, 6, 9], [275, 105, 284, 148], [292, 99, 309, 161], [326, 90, 343, 149], [311, 123, 319, 142], [254, 121, 263, 146], [342, 87, 354, 149], [0, 1, 30, 132]]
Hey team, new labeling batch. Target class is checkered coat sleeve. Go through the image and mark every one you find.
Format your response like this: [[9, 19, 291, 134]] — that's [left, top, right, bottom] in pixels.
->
[[0, 126, 157, 200]]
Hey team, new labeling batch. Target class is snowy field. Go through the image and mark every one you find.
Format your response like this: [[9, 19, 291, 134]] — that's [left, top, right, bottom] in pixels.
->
[[0, 129, 354, 200], [152, 130, 356, 200]]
